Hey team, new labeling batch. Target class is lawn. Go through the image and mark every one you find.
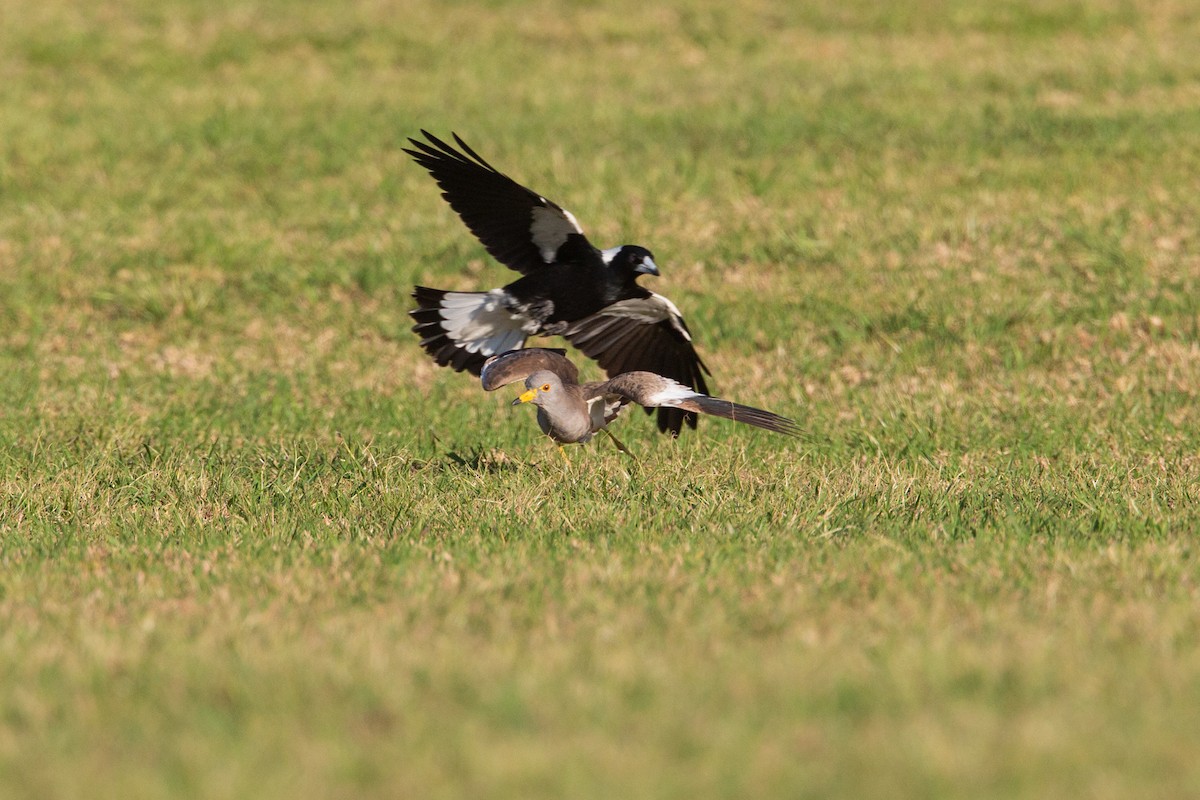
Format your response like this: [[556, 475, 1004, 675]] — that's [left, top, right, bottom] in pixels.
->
[[2, 0, 1200, 797]]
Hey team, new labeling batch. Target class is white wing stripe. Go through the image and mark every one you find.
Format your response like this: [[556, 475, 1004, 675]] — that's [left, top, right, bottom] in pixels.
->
[[578, 293, 692, 342], [530, 204, 583, 263], [586, 394, 628, 428], [438, 291, 535, 355], [644, 381, 701, 406]]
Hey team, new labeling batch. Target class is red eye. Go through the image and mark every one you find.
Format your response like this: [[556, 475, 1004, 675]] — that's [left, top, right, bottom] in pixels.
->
[[541, 383, 551, 392]]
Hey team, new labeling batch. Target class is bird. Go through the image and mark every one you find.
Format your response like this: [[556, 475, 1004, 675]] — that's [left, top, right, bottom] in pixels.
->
[[480, 348, 798, 457], [404, 130, 711, 436]]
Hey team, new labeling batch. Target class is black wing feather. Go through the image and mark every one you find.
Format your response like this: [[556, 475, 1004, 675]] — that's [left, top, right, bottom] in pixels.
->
[[404, 131, 592, 276], [407, 131, 717, 438], [564, 299, 710, 436]]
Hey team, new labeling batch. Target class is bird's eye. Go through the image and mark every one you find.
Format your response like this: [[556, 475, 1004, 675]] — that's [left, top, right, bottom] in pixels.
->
[[541, 383, 551, 392]]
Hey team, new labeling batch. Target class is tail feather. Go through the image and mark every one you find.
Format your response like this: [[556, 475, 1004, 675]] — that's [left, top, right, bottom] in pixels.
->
[[410, 286, 530, 376]]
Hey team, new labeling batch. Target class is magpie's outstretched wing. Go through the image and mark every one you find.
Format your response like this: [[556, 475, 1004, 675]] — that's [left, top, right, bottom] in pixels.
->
[[563, 292, 711, 436], [404, 131, 595, 275]]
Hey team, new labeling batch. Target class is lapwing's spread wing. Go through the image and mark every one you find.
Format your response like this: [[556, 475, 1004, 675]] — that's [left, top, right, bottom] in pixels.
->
[[595, 372, 799, 437], [563, 292, 711, 435], [480, 348, 580, 391], [404, 131, 596, 274]]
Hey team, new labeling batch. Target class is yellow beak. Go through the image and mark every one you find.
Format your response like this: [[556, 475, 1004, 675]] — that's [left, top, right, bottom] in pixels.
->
[[514, 388, 538, 406]]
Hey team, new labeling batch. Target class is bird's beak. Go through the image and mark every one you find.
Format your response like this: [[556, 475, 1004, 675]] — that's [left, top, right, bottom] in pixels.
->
[[635, 257, 659, 277], [513, 388, 538, 406]]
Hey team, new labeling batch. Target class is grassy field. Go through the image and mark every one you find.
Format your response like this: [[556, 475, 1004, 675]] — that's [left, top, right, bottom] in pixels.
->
[[3, 0, 1200, 796]]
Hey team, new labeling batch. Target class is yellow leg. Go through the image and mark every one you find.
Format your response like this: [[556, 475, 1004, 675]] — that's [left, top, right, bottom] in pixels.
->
[[558, 445, 571, 465], [601, 428, 636, 460]]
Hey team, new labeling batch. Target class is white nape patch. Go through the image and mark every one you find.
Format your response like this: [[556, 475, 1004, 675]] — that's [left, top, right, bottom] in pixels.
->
[[439, 290, 536, 355], [594, 294, 692, 341], [530, 203, 583, 263], [600, 246, 622, 265]]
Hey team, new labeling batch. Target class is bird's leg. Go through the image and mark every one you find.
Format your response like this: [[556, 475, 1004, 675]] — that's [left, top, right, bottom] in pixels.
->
[[601, 428, 636, 460], [557, 445, 571, 465]]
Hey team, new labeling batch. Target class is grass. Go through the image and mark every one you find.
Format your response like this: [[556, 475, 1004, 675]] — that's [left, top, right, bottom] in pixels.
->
[[2, 0, 1200, 796]]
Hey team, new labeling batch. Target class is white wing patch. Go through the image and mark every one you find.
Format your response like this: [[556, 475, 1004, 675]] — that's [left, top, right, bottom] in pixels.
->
[[439, 290, 538, 355], [644, 380, 701, 407], [530, 203, 584, 263], [590, 294, 693, 341], [586, 393, 629, 429]]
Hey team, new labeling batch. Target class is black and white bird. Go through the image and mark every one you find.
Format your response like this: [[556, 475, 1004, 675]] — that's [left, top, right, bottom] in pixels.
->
[[481, 349, 798, 456], [405, 130, 710, 436]]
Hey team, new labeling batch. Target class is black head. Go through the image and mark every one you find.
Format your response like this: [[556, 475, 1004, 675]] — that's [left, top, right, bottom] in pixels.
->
[[602, 245, 659, 278]]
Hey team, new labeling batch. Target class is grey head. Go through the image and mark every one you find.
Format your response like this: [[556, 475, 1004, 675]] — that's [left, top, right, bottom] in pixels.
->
[[512, 370, 565, 408], [512, 370, 593, 443]]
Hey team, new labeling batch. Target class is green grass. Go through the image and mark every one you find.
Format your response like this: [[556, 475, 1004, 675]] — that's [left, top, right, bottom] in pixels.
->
[[3, 0, 1200, 796]]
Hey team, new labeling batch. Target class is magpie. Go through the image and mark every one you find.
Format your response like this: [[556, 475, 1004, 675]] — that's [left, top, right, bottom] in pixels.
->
[[404, 130, 711, 436]]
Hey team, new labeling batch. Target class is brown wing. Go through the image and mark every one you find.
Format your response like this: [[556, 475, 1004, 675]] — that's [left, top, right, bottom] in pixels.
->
[[595, 372, 799, 437], [562, 292, 710, 436], [480, 348, 580, 391]]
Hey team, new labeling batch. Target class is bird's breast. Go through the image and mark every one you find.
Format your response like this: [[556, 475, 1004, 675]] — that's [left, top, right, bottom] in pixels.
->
[[535, 407, 592, 444]]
